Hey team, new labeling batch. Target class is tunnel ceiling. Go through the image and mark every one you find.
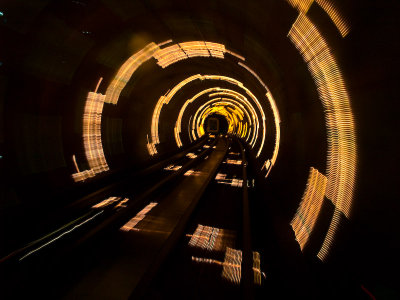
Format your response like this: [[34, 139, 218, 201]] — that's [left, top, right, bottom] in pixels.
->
[[0, 0, 399, 291]]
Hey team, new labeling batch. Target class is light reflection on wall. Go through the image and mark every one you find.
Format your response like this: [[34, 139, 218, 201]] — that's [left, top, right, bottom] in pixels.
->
[[291, 168, 327, 250], [288, 13, 357, 260]]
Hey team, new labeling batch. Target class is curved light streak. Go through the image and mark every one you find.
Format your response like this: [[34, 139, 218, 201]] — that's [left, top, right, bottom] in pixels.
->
[[194, 100, 250, 139], [286, 0, 350, 37], [192, 99, 252, 141], [288, 13, 357, 260], [175, 88, 258, 148], [153, 41, 226, 68], [291, 167, 328, 250], [237, 62, 281, 168], [197, 101, 248, 138], [149, 75, 270, 158], [105, 42, 160, 104], [72, 90, 109, 182], [208, 90, 260, 147]]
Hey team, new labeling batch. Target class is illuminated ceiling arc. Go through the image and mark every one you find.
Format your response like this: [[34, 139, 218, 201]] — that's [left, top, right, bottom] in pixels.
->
[[71, 18, 357, 262]]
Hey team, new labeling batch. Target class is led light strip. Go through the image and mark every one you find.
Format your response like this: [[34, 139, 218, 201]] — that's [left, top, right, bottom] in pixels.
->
[[291, 167, 327, 250], [74, 41, 263, 181], [238, 62, 281, 167], [105, 42, 161, 105], [288, 14, 357, 260], [175, 88, 256, 147], [153, 41, 226, 68], [286, 0, 350, 37], [72, 91, 109, 182]]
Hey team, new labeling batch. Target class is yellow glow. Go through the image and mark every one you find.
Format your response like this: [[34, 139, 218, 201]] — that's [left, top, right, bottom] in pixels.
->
[[208, 90, 260, 145], [216, 178, 244, 188], [98, 41, 275, 160], [195, 100, 249, 139], [291, 167, 327, 250], [152, 75, 265, 157], [191, 95, 256, 144], [154, 75, 268, 157], [315, 0, 350, 37], [288, 14, 357, 260], [287, 0, 313, 12]]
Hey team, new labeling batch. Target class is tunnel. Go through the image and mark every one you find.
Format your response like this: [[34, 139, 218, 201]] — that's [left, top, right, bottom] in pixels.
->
[[0, 1, 399, 299]]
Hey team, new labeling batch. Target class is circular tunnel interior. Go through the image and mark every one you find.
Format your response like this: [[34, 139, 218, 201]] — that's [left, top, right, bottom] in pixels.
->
[[0, 1, 399, 299]]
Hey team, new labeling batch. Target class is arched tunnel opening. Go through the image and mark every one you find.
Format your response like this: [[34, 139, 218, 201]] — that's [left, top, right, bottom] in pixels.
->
[[205, 115, 229, 134], [0, 1, 399, 299]]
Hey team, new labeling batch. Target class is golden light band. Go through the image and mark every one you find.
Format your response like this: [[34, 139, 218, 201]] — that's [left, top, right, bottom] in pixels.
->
[[72, 91, 109, 182], [174, 88, 257, 148], [195, 100, 249, 139], [190, 96, 255, 143], [208, 90, 260, 146], [148, 74, 270, 158], [237, 62, 281, 168], [291, 167, 328, 250], [286, 0, 350, 37], [288, 14, 357, 260]]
